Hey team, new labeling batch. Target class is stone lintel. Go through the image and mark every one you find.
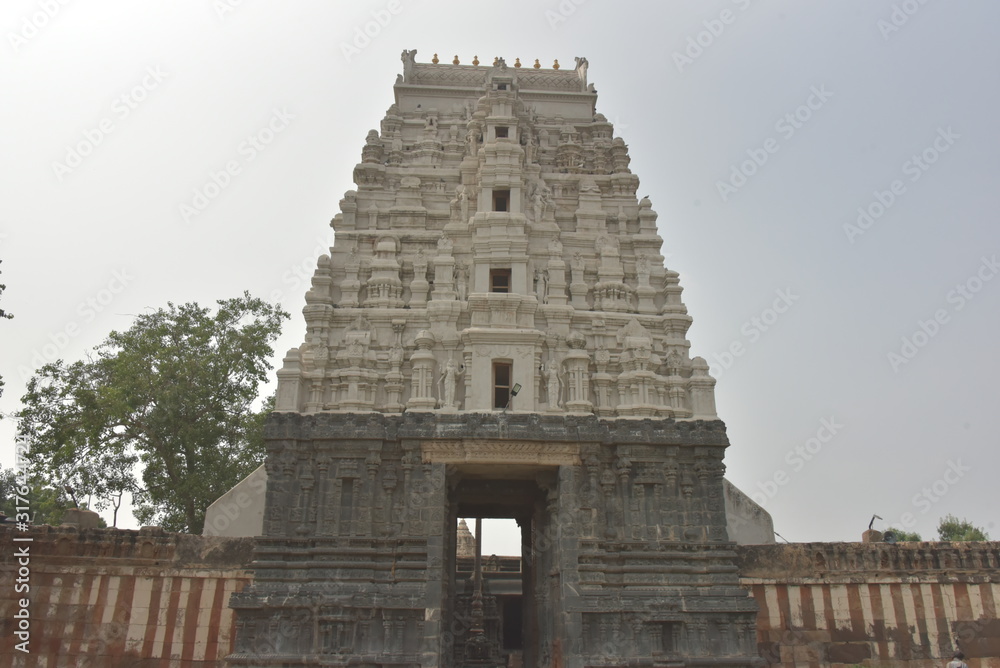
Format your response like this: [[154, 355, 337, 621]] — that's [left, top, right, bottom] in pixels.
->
[[263, 410, 731, 448]]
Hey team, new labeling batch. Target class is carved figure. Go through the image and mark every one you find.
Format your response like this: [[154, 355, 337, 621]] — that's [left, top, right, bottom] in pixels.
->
[[541, 184, 555, 218], [458, 185, 469, 223], [449, 190, 461, 224], [466, 127, 478, 157], [596, 234, 618, 257], [455, 262, 468, 301], [413, 249, 428, 281], [665, 350, 684, 376], [439, 359, 465, 409], [525, 131, 537, 164], [532, 190, 544, 222], [535, 269, 548, 304], [401, 49, 417, 81], [542, 362, 562, 408]]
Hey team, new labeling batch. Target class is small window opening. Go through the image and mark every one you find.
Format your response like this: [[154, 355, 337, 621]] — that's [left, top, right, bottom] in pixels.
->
[[495, 126, 509, 139], [493, 361, 512, 409], [497, 83, 507, 91], [490, 268, 511, 293], [493, 189, 510, 212]]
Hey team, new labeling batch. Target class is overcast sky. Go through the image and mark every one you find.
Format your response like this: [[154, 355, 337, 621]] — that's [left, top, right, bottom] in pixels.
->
[[2, 0, 998, 550]]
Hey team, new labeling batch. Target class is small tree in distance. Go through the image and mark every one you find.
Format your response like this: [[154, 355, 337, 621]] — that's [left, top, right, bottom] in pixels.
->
[[889, 529, 922, 542], [937, 514, 990, 542]]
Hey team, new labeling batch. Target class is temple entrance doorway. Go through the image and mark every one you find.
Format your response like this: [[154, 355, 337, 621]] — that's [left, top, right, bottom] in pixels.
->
[[444, 475, 555, 668]]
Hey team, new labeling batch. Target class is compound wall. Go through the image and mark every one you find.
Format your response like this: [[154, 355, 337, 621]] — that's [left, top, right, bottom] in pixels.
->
[[2, 526, 998, 667], [739, 542, 1000, 667], [0, 525, 254, 667]]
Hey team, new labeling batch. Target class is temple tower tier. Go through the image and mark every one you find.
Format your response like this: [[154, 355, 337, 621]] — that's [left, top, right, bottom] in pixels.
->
[[228, 51, 762, 668]]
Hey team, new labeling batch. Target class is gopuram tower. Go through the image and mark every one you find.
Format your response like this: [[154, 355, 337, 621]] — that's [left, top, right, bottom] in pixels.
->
[[227, 51, 763, 668]]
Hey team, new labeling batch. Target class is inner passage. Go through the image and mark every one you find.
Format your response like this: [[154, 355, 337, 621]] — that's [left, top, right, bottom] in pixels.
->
[[456, 517, 524, 657]]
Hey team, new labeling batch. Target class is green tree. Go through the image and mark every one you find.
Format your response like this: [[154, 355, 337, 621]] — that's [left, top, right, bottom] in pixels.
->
[[15, 358, 140, 524], [937, 514, 989, 542], [17, 293, 287, 533], [0, 467, 101, 526], [894, 529, 922, 541]]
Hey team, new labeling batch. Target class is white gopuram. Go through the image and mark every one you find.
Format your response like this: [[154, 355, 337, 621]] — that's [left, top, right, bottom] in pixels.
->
[[273, 52, 719, 421]]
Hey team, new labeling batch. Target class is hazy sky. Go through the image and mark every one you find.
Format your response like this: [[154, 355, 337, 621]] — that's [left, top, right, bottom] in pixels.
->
[[2, 0, 998, 550]]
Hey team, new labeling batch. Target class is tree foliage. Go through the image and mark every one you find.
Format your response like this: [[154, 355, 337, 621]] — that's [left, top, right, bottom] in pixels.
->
[[17, 293, 287, 533], [891, 529, 922, 542], [0, 467, 101, 527], [937, 514, 989, 542]]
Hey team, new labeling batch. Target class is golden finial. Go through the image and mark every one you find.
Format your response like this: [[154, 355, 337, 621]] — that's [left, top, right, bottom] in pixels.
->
[[453, 55, 460, 65], [533, 59, 541, 69], [432, 53, 439, 64], [552, 59, 560, 70], [493, 56, 499, 66], [514, 57, 522, 68], [472, 55, 480, 66]]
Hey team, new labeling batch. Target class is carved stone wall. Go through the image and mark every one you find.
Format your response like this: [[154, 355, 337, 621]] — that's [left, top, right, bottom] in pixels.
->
[[226, 412, 762, 668]]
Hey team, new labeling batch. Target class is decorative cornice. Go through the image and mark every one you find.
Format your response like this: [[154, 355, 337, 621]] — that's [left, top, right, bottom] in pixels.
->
[[421, 438, 580, 466]]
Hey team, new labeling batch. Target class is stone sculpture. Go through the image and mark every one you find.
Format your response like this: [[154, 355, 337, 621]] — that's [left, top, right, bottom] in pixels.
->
[[439, 358, 464, 409]]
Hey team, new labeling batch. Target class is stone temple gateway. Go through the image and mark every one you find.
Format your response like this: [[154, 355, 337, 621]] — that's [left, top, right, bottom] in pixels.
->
[[227, 52, 763, 668]]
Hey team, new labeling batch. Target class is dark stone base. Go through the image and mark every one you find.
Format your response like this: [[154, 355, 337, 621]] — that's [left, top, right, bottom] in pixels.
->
[[227, 412, 763, 668]]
